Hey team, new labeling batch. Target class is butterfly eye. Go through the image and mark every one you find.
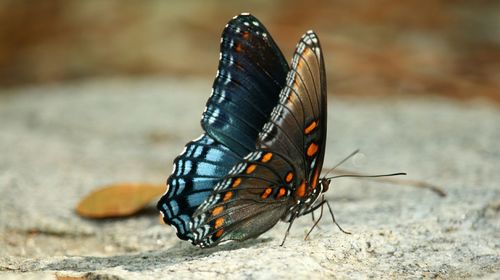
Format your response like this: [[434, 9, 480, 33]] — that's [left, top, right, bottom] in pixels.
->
[[321, 179, 331, 193]]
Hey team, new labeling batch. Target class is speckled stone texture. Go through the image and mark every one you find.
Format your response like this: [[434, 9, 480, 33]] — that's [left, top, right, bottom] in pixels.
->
[[0, 79, 498, 279]]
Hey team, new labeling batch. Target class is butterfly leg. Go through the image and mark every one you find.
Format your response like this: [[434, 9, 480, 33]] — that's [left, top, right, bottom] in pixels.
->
[[304, 196, 326, 240], [280, 212, 298, 246], [325, 199, 351, 234], [302, 196, 351, 235]]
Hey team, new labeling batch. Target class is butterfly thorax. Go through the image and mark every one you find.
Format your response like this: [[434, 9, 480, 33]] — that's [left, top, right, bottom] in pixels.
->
[[281, 179, 324, 222]]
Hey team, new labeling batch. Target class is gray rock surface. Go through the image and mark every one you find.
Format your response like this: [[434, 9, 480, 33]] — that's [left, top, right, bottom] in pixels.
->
[[0, 78, 499, 279]]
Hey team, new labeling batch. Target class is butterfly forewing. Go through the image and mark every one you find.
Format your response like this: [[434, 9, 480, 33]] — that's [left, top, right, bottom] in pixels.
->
[[202, 14, 289, 157]]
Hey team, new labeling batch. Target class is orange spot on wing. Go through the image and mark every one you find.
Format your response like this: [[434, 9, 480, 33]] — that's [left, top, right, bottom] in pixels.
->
[[296, 60, 303, 71], [261, 187, 272, 199], [304, 121, 318, 134], [285, 172, 294, 183], [276, 187, 286, 199], [215, 217, 224, 229], [235, 43, 242, 52], [223, 191, 233, 201], [295, 181, 306, 198], [215, 229, 224, 238], [232, 178, 241, 188], [212, 206, 224, 216], [242, 31, 250, 39], [261, 152, 273, 163], [311, 168, 320, 189], [307, 143, 318, 157], [246, 164, 257, 174]]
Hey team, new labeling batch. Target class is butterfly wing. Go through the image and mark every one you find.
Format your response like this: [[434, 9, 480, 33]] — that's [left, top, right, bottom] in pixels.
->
[[158, 14, 289, 242], [189, 31, 327, 247], [260, 31, 328, 208], [202, 14, 289, 157], [158, 134, 241, 240]]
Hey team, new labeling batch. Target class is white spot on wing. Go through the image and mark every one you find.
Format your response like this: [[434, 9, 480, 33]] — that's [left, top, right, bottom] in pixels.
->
[[215, 89, 226, 103], [197, 162, 217, 176], [193, 146, 203, 157], [207, 108, 220, 125], [224, 72, 231, 85]]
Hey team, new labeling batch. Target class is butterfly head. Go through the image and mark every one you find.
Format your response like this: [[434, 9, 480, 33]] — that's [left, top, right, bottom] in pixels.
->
[[319, 178, 331, 193]]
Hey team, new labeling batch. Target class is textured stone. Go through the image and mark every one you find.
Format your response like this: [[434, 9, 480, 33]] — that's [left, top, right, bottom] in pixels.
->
[[0, 78, 499, 279]]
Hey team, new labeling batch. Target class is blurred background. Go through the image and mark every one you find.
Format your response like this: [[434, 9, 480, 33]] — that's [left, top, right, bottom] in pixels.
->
[[1, 0, 499, 103], [1, 2, 500, 273]]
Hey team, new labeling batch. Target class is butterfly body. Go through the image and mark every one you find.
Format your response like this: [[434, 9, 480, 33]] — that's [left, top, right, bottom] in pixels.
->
[[158, 13, 327, 248]]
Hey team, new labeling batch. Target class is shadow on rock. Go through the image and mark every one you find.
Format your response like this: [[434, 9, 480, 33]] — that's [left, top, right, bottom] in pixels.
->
[[43, 237, 273, 272]]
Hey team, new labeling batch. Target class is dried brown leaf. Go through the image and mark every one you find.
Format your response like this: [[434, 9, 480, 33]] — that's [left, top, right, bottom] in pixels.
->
[[76, 183, 166, 219]]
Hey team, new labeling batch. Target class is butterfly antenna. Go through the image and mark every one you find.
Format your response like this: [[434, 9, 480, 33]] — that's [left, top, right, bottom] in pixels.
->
[[333, 168, 446, 197], [322, 149, 360, 179], [325, 172, 407, 180]]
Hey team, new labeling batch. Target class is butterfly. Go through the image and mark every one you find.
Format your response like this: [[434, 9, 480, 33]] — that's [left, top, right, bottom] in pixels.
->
[[157, 13, 330, 248]]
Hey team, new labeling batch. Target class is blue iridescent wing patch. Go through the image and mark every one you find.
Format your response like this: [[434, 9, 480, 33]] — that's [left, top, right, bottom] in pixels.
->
[[158, 134, 240, 240], [201, 14, 289, 157]]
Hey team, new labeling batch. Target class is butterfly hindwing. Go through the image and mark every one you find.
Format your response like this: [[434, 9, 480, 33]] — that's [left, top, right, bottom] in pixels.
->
[[190, 150, 297, 247], [157, 134, 241, 240]]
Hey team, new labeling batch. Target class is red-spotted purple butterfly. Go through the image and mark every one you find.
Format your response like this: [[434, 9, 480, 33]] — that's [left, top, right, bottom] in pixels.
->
[[158, 13, 332, 248]]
